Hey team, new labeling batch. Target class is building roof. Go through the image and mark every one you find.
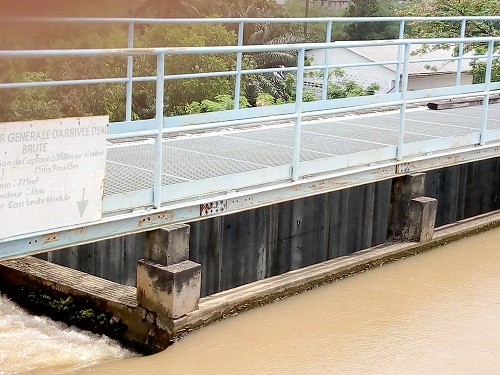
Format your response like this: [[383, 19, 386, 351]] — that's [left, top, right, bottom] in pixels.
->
[[346, 44, 473, 76]]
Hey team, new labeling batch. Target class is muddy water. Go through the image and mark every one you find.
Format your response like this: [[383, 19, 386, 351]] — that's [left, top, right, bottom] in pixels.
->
[[3, 228, 500, 374]]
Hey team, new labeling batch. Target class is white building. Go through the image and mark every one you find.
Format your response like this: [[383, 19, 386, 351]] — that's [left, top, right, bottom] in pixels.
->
[[305, 44, 473, 95]]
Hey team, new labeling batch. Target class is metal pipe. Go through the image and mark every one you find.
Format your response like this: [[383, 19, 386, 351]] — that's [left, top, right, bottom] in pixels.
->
[[2, 36, 500, 59], [292, 48, 306, 181], [8, 16, 500, 25], [456, 19, 467, 86], [322, 20, 333, 100], [153, 53, 165, 208], [234, 21, 245, 110], [125, 22, 135, 122], [394, 20, 405, 94], [480, 41, 494, 146], [396, 43, 411, 161]]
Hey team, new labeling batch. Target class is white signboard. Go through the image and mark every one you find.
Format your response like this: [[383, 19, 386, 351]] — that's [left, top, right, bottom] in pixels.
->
[[0, 116, 108, 239]]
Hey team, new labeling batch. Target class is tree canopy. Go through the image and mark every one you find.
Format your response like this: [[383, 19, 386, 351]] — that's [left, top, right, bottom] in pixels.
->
[[400, 0, 500, 83], [344, 0, 399, 40], [0, 0, 407, 122], [401, 0, 500, 38]]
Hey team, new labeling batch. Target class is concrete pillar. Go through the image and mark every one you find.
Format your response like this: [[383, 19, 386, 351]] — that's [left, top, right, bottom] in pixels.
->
[[138, 224, 202, 319], [137, 259, 201, 319], [145, 224, 190, 265], [408, 197, 438, 242], [387, 173, 426, 239]]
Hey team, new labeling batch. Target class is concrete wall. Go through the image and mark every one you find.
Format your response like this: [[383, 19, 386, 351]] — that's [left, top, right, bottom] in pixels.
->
[[38, 234, 145, 286], [41, 180, 391, 297], [40, 157, 500, 297], [190, 180, 391, 296], [425, 158, 500, 227]]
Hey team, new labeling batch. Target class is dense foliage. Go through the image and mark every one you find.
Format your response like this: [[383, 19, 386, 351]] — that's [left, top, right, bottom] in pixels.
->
[[344, 0, 399, 40], [400, 0, 500, 83], [6, 0, 476, 122]]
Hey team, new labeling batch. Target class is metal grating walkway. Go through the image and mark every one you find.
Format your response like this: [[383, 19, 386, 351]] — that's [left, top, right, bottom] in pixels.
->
[[104, 103, 500, 199]]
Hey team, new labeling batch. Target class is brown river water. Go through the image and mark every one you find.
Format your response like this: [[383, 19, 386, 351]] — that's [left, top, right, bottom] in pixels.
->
[[2, 227, 500, 374]]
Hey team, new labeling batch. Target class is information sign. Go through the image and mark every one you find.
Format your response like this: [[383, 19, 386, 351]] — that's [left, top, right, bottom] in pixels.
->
[[0, 116, 108, 239]]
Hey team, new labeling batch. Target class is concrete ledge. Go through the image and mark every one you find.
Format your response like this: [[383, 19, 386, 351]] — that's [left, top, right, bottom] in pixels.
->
[[0, 257, 153, 351], [2, 209, 500, 349]]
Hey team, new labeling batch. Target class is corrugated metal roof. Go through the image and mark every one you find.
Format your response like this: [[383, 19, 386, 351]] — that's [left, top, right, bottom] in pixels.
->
[[346, 44, 474, 75]]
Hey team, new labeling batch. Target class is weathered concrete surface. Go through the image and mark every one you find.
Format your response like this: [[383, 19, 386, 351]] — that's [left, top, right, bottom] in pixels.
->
[[0, 257, 153, 351], [425, 158, 500, 227], [387, 173, 426, 240], [137, 259, 201, 319], [40, 180, 391, 296], [190, 180, 392, 296], [4, 208, 500, 352], [408, 197, 438, 242], [145, 224, 190, 265], [37, 234, 145, 285], [39, 157, 500, 297]]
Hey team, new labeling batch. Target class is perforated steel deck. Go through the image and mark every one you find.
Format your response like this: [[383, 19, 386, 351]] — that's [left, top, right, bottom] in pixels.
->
[[103, 103, 500, 199]]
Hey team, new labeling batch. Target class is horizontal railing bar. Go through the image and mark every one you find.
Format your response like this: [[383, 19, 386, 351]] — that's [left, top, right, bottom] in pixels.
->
[[164, 70, 237, 80], [6, 16, 500, 24], [0, 77, 128, 89], [161, 113, 298, 134], [1, 37, 499, 59], [107, 130, 158, 140]]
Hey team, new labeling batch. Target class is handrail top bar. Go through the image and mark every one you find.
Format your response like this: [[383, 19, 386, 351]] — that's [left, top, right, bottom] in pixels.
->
[[1, 36, 499, 58], [3, 16, 500, 24]]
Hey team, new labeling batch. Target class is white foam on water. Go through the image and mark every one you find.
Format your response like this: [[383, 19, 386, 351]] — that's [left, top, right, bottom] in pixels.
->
[[0, 294, 137, 375]]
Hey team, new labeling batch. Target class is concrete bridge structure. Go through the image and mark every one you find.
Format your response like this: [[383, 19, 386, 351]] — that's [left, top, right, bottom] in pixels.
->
[[1, 16, 500, 351]]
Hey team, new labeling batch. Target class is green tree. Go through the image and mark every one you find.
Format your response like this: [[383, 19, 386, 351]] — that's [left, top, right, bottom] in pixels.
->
[[401, 0, 500, 83], [131, 0, 202, 17], [243, 30, 303, 105], [344, 0, 399, 40], [135, 23, 238, 115], [283, 0, 347, 42], [326, 69, 380, 98]]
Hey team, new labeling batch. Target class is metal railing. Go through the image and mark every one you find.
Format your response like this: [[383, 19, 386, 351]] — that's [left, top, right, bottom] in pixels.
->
[[4, 16, 500, 114], [1, 16, 500, 256]]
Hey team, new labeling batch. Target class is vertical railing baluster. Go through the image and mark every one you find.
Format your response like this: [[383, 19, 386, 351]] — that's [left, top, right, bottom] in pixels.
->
[[394, 20, 405, 94], [456, 19, 467, 86], [396, 43, 411, 161], [125, 22, 134, 122], [322, 20, 333, 100], [480, 40, 494, 146], [292, 48, 305, 181], [153, 53, 165, 208], [234, 21, 245, 110]]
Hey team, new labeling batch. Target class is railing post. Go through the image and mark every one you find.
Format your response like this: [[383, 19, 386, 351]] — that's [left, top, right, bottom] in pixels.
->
[[154, 53, 165, 208], [480, 40, 494, 146], [292, 48, 305, 181], [125, 21, 135, 122], [234, 21, 245, 110], [397, 43, 411, 161], [394, 20, 405, 94], [456, 19, 467, 86], [321, 20, 333, 100]]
